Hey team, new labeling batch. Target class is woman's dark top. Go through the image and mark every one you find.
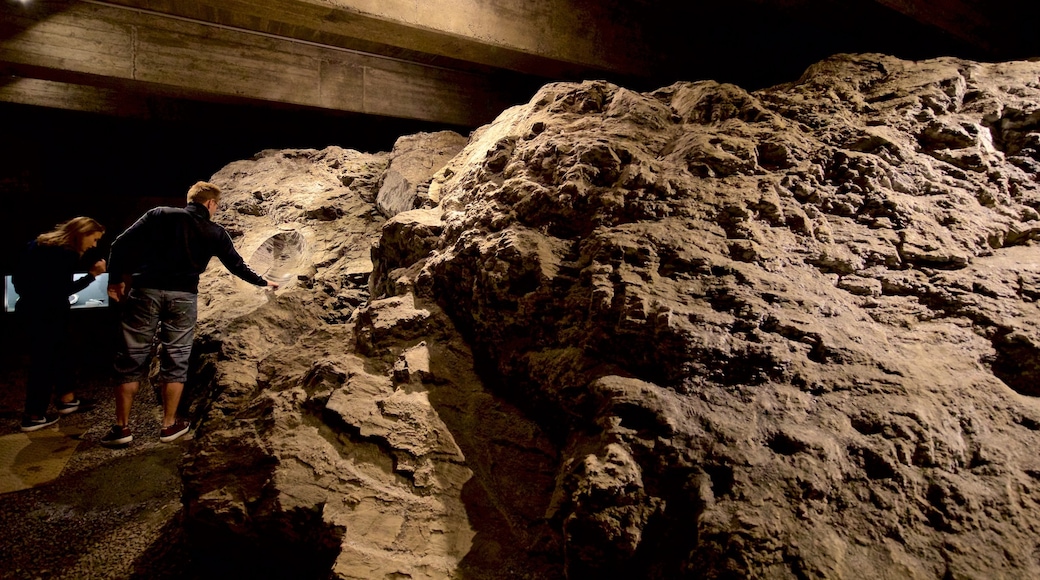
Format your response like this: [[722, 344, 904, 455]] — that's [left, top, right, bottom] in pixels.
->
[[12, 241, 95, 315]]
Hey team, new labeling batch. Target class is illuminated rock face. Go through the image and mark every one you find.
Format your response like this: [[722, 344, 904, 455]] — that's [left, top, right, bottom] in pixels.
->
[[185, 55, 1040, 579]]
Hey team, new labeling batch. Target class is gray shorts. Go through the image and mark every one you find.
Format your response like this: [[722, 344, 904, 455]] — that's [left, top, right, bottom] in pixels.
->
[[114, 287, 198, 384]]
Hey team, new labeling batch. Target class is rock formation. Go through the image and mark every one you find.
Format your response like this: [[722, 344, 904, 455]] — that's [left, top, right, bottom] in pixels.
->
[[181, 54, 1040, 579]]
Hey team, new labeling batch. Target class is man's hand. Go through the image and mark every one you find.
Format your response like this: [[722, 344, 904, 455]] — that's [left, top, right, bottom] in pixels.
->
[[89, 259, 107, 277], [266, 281, 279, 290], [107, 282, 126, 302]]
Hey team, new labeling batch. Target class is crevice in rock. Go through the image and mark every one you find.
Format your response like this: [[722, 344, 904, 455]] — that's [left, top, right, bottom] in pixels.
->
[[983, 107, 1040, 157], [989, 329, 1040, 397]]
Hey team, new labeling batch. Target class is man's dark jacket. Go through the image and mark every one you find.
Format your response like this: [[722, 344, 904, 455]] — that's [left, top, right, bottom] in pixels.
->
[[108, 202, 266, 294]]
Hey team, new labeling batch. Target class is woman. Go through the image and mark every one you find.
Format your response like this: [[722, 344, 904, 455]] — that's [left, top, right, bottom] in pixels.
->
[[13, 217, 107, 431]]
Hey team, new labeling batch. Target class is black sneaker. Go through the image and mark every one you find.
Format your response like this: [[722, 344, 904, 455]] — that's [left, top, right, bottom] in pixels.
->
[[21, 414, 60, 432], [57, 397, 96, 415], [100, 425, 133, 447], [159, 419, 190, 443], [56, 399, 81, 415]]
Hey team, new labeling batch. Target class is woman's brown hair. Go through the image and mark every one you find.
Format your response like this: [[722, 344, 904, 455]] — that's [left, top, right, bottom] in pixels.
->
[[36, 217, 105, 254]]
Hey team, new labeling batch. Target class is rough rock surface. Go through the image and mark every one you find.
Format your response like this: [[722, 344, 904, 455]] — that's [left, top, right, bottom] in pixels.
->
[[184, 54, 1040, 579], [376, 131, 470, 219]]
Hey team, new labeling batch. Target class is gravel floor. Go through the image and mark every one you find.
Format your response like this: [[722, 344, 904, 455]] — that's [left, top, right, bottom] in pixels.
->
[[0, 348, 196, 579]]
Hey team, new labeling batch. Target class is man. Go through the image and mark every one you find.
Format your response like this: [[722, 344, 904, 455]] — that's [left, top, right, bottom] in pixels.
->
[[101, 181, 277, 447]]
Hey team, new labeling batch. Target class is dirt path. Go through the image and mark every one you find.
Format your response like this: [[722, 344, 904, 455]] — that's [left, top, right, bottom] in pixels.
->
[[0, 350, 194, 580]]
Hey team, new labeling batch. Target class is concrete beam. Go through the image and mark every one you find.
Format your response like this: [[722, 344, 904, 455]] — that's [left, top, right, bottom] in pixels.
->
[[5, 0, 1033, 128], [1, 0, 526, 126], [93, 0, 662, 81], [0, 76, 151, 117]]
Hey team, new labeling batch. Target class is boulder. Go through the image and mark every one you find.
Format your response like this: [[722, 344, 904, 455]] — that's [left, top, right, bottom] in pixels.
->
[[185, 54, 1040, 579]]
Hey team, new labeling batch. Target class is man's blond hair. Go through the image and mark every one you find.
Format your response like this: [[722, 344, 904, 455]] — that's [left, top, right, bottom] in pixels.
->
[[187, 181, 221, 205]]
